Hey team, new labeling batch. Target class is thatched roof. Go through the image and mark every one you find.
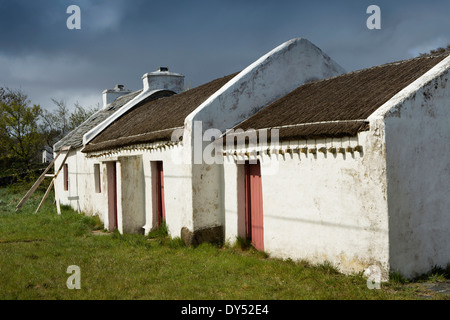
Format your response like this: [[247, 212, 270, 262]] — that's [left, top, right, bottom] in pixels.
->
[[83, 53, 447, 153], [54, 90, 142, 152], [227, 54, 447, 142], [82, 73, 238, 153]]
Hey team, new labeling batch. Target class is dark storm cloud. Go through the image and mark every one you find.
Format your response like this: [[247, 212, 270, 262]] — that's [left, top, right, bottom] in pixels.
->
[[1, 0, 450, 110]]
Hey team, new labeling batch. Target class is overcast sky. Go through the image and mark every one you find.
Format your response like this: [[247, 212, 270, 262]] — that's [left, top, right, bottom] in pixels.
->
[[1, 0, 450, 111]]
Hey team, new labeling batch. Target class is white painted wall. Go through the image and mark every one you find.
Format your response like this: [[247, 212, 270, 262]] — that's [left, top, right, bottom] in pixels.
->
[[118, 156, 145, 234], [142, 145, 194, 238], [82, 144, 193, 238], [223, 163, 246, 241], [54, 148, 108, 220], [382, 69, 450, 278], [183, 38, 346, 234], [185, 38, 345, 137], [223, 130, 390, 278]]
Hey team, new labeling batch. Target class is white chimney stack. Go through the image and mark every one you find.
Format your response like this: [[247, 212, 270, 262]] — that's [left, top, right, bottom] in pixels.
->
[[102, 84, 132, 109], [142, 67, 185, 94]]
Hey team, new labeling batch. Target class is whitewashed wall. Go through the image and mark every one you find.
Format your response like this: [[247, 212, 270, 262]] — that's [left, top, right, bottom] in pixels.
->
[[381, 69, 450, 278], [184, 38, 346, 234], [223, 129, 390, 278], [54, 149, 108, 220], [84, 144, 193, 238], [143, 145, 193, 238], [117, 156, 145, 234]]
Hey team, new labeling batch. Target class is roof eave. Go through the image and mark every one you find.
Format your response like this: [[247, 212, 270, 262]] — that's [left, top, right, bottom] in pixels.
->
[[368, 54, 450, 121]]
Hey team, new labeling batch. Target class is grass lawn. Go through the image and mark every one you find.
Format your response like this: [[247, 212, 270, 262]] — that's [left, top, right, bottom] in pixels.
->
[[0, 184, 449, 300]]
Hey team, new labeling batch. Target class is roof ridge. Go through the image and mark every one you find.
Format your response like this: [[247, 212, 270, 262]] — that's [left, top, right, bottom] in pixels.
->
[[306, 52, 450, 86]]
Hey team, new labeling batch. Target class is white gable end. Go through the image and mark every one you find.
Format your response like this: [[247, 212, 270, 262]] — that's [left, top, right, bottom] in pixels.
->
[[184, 38, 345, 141]]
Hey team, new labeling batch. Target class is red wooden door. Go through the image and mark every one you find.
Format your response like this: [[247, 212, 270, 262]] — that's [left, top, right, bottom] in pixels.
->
[[63, 164, 69, 191], [245, 161, 264, 251], [156, 161, 166, 226], [107, 162, 118, 231]]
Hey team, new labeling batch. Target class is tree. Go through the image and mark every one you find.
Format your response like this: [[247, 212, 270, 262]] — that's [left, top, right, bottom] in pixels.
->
[[0, 88, 100, 172], [0, 88, 43, 170], [40, 99, 71, 149], [69, 101, 99, 129], [40, 99, 100, 149]]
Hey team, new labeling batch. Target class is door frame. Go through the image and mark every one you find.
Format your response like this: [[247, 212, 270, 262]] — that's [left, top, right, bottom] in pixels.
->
[[155, 161, 166, 227], [106, 161, 118, 231], [245, 160, 264, 251]]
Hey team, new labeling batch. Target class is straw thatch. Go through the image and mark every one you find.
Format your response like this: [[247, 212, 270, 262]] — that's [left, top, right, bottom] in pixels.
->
[[228, 54, 447, 142], [84, 53, 447, 153], [82, 73, 238, 153], [54, 90, 142, 151]]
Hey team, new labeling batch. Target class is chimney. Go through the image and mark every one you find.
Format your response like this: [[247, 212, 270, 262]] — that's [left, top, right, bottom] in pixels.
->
[[102, 84, 132, 109], [142, 67, 185, 94]]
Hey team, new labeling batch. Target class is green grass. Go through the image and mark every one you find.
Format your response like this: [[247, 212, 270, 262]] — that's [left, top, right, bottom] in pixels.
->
[[0, 185, 448, 300]]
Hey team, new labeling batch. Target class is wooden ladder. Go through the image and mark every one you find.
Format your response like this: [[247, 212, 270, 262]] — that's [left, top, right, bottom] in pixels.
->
[[16, 146, 72, 214]]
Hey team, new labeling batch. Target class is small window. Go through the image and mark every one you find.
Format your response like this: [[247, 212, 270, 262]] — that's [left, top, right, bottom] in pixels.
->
[[64, 164, 69, 191], [94, 164, 101, 193]]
